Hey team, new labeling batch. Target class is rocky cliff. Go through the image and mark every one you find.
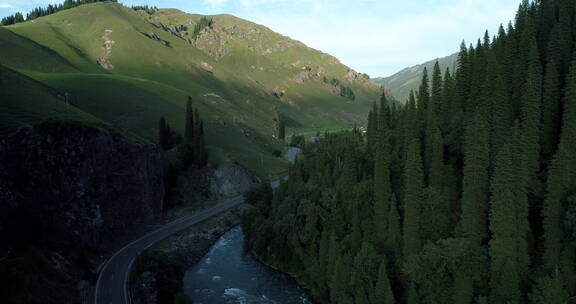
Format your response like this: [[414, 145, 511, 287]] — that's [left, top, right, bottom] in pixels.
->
[[0, 120, 164, 250]]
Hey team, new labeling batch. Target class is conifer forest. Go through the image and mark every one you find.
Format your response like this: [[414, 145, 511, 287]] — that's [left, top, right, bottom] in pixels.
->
[[244, 0, 576, 303]]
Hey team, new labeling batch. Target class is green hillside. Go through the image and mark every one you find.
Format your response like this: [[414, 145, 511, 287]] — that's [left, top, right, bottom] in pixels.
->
[[374, 53, 458, 103], [0, 65, 102, 133], [0, 1, 381, 174]]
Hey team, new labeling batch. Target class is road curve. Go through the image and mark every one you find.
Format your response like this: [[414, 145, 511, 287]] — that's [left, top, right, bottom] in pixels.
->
[[95, 179, 282, 304]]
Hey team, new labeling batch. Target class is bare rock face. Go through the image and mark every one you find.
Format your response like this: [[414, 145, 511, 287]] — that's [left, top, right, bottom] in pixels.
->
[[0, 121, 164, 250], [209, 162, 260, 197]]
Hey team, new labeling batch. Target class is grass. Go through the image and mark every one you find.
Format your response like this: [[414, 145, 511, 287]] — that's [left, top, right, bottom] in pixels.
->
[[0, 1, 381, 174], [0, 65, 101, 133]]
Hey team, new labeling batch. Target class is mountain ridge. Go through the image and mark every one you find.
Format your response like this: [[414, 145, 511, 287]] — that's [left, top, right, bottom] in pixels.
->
[[373, 53, 458, 102]]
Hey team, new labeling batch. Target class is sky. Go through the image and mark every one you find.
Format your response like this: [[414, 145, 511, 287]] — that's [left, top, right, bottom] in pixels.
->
[[0, 0, 521, 77]]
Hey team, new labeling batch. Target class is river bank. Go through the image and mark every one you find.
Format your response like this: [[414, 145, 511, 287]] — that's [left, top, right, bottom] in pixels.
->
[[184, 226, 313, 303], [246, 236, 319, 304], [130, 208, 243, 304]]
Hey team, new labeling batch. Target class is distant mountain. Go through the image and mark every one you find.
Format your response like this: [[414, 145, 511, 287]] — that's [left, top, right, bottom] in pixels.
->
[[374, 53, 458, 103], [0, 2, 382, 174]]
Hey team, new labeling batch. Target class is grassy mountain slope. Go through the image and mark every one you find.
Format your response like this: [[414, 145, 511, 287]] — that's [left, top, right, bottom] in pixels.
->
[[374, 53, 458, 103], [0, 2, 381, 174], [0, 65, 102, 133]]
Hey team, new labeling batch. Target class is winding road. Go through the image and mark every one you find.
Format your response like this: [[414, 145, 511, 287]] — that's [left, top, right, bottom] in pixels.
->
[[95, 180, 282, 304]]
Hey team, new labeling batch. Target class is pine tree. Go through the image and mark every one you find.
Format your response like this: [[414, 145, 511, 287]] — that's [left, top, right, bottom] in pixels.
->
[[386, 193, 401, 255], [180, 97, 197, 167], [489, 123, 530, 304], [428, 125, 444, 190], [466, 41, 486, 114], [327, 232, 340, 289], [193, 109, 202, 166], [352, 242, 379, 301], [418, 67, 430, 118], [540, 36, 562, 159], [330, 255, 352, 304], [195, 121, 207, 167], [542, 51, 576, 291], [374, 121, 391, 250], [379, 92, 391, 131], [403, 139, 424, 256], [454, 41, 471, 114], [441, 67, 454, 133], [431, 61, 443, 118], [159, 117, 169, 150], [317, 228, 331, 298], [461, 104, 490, 244], [374, 257, 395, 304], [521, 36, 543, 191], [349, 205, 363, 253], [185, 96, 194, 143], [405, 91, 419, 141], [528, 274, 570, 304], [367, 102, 378, 153], [485, 50, 511, 159]]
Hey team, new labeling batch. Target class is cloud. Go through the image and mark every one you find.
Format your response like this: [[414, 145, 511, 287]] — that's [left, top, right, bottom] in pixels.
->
[[0, 3, 15, 8]]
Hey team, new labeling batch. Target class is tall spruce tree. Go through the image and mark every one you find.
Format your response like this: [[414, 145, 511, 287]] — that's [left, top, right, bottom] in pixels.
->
[[195, 121, 207, 167], [521, 36, 543, 192], [542, 51, 576, 292], [461, 103, 491, 244], [540, 30, 562, 159], [431, 61, 444, 118], [374, 257, 395, 304], [455, 41, 471, 113], [403, 139, 424, 256], [386, 193, 402, 255], [489, 123, 530, 304], [485, 50, 512, 160], [159, 117, 169, 150], [185, 96, 194, 143], [374, 128, 391, 250], [367, 102, 378, 153], [441, 67, 454, 133], [374, 94, 392, 250], [418, 67, 431, 119]]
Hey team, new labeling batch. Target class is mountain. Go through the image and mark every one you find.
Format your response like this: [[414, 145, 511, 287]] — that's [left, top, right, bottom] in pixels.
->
[[373, 53, 458, 103], [0, 2, 381, 174]]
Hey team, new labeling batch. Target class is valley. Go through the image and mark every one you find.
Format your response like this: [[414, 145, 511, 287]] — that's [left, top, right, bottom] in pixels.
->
[[2, 0, 574, 304]]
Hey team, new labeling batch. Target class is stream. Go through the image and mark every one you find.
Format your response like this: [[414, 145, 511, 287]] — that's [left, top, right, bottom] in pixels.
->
[[184, 226, 312, 304]]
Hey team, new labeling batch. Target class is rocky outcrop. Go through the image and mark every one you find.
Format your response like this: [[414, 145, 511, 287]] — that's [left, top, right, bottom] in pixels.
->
[[209, 162, 260, 197], [0, 121, 164, 250], [97, 29, 115, 70], [173, 161, 259, 206]]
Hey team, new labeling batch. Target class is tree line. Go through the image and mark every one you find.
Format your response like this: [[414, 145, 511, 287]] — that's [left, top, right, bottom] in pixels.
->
[[1, 0, 117, 25], [244, 0, 576, 303]]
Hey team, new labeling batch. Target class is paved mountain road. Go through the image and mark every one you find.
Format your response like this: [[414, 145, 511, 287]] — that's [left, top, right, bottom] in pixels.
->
[[95, 179, 282, 304]]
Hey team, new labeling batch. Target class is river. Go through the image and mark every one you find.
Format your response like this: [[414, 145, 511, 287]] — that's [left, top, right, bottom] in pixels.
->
[[183, 226, 312, 304]]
